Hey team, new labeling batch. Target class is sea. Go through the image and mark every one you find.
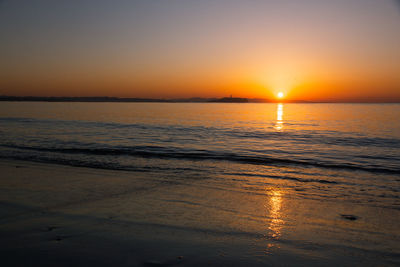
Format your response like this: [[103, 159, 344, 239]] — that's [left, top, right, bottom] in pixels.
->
[[0, 102, 399, 264]]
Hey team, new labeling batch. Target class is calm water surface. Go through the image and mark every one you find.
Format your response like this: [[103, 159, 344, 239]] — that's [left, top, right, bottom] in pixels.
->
[[0, 102, 399, 264], [1, 102, 399, 207]]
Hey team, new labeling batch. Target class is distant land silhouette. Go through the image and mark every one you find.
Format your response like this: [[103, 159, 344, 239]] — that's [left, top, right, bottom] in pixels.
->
[[0, 96, 312, 103], [1, 96, 399, 103]]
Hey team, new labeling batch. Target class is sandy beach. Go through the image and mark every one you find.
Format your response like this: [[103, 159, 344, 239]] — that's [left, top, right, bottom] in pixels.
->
[[1, 159, 399, 266]]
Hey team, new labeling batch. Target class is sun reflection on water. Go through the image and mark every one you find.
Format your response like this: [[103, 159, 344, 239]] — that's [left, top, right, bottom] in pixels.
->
[[265, 188, 284, 252], [275, 104, 283, 130], [268, 189, 283, 239]]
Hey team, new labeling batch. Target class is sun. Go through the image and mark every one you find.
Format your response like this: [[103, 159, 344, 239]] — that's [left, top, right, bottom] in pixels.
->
[[277, 92, 284, 99]]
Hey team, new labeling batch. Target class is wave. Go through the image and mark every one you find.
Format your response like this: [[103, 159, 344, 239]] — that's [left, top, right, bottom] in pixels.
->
[[1, 144, 399, 174], [225, 172, 339, 184]]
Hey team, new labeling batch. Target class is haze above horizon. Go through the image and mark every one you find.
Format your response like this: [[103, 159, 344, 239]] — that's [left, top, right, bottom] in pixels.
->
[[1, 0, 399, 102]]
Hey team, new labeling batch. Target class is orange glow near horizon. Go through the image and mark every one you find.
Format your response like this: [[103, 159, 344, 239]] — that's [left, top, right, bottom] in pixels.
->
[[0, 1, 399, 101]]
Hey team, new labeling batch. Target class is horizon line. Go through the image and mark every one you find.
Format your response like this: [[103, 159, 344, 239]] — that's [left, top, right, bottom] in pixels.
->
[[1, 95, 400, 104]]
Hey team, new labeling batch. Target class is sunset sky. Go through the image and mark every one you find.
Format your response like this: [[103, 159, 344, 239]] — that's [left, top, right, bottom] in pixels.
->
[[1, 0, 399, 101]]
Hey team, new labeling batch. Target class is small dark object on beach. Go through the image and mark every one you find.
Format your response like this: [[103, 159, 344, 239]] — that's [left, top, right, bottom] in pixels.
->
[[341, 214, 359, 221], [53, 235, 69, 242], [46, 226, 57, 231]]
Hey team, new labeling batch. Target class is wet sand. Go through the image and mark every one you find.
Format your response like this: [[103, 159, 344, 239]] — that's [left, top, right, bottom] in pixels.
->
[[0, 159, 399, 266]]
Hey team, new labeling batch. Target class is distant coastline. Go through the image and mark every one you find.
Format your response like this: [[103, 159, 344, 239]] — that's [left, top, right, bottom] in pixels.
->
[[0, 96, 311, 103], [0, 96, 399, 103]]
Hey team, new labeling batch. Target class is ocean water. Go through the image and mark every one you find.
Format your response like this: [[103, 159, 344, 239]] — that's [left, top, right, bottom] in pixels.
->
[[0, 102, 399, 208], [0, 102, 400, 263]]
